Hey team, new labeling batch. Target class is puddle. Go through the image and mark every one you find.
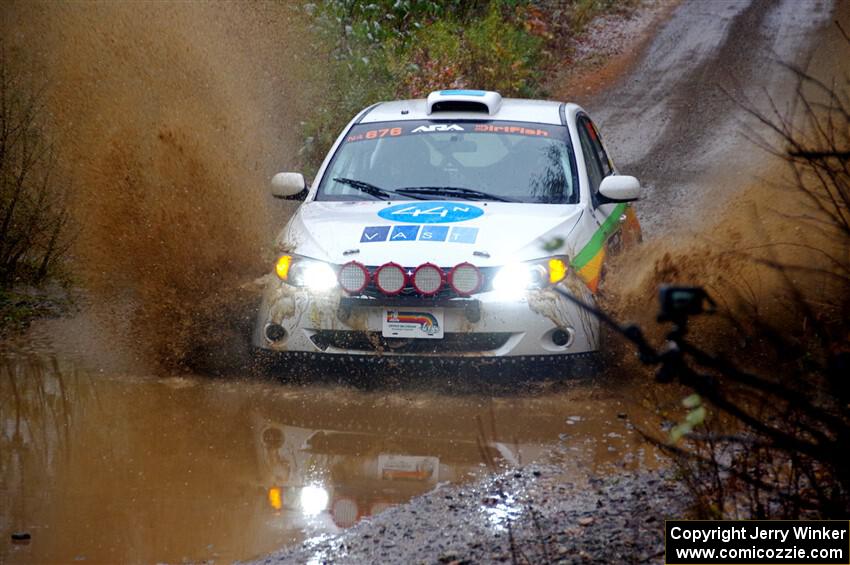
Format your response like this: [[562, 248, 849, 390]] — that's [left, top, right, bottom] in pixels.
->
[[0, 348, 662, 563]]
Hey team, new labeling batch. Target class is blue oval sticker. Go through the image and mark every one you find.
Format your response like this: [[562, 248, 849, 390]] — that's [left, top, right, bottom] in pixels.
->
[[378, 202, 484, 224]]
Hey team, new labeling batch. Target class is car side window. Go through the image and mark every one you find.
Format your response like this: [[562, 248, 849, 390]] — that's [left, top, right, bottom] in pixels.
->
[[577, 117, 605, 202], [578, 116, 615, 207], [586, 118, 613, 176]]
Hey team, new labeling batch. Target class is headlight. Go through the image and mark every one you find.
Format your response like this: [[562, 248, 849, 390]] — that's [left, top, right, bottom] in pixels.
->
[[274, 254, 339, 292], [492, 263, 534, 293], [300, 484, 329, 516], [492, 256, 569, 295]]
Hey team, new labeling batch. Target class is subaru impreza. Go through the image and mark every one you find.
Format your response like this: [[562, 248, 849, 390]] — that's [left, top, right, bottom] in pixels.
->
[[254, 89, 641, 371]]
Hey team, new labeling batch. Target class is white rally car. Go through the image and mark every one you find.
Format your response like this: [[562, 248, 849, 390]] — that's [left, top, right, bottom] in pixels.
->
[[254, 90, 641, 370]]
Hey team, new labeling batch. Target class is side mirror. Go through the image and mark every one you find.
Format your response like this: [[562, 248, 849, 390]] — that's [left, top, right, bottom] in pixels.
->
[[598, 175, 641, 202], [271, 172, 307, 200]]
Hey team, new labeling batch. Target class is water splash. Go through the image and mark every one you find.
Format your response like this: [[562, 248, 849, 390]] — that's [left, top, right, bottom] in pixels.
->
[[3, 2, 311, 371]]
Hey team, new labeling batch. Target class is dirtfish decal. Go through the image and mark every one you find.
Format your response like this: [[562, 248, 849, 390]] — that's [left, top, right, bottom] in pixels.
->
[[411, 124, 465, 133]]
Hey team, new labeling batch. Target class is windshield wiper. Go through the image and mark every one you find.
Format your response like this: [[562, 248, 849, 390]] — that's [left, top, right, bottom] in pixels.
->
[[333, 177, 418, 200], [395, 186, 516, 202]]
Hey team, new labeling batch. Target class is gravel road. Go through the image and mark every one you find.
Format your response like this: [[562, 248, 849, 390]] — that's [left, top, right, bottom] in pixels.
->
[[591, 0, 834, 235], [251, 463, 687, 565]]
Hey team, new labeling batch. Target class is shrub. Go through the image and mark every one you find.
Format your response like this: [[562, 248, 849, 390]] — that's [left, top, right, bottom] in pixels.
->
[[463, 5, 545, 96], [298, 0, 547, 174], [0, 49, 75, 288], [398, 5, 545, 98]]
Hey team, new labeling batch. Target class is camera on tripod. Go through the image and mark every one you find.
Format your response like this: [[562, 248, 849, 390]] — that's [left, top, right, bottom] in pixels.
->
[[657, 285, 715, 324]]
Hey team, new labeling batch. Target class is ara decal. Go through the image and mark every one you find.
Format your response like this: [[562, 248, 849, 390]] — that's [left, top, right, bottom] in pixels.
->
[[411, 124, 465, 133]]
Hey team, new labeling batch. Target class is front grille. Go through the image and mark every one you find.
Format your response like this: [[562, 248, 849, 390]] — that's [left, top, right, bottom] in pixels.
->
[[309, 330, 512, 354]]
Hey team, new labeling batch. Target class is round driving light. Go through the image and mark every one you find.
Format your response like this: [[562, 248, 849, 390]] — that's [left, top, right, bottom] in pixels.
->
[[338, 261, 369, 294], [448, 262, 482, 296], [412, 263, 444, 296], [375, 262, 407, 295]]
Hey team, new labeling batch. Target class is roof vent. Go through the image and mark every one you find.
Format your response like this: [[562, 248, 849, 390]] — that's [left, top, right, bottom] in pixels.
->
[[426, 90, 502, 116]]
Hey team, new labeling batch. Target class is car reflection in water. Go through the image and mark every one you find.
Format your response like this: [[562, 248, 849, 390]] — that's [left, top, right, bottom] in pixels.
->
[[253, 417, 528, 532]]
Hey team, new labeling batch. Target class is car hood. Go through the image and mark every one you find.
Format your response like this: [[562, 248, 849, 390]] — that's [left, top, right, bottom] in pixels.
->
[[279, 200, 584, 267]]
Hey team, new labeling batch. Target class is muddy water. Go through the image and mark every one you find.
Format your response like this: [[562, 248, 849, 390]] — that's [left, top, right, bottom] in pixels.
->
[[0, 348, 663, 564]]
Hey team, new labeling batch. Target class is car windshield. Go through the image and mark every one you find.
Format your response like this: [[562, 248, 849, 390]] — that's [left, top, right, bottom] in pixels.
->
[[316, 120, 579, 204]]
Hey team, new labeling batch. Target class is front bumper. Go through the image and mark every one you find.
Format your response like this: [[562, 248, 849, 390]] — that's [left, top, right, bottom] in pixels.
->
[[253, 279, 600, 358]]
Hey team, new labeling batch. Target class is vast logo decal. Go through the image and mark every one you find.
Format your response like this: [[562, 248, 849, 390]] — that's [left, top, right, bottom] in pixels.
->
[[419, 226, 449, 241], [389, 225, 419, 241], [447, 227, 478, 243], [378, 202, 483, 224], [360, 226, 391, 242], [360, 225, 478, 244], [411, 124, 465, 133]]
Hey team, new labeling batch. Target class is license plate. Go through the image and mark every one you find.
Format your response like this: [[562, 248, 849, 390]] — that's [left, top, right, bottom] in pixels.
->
[[382, 308, 444, 339], [378, 454, 440, 482]]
